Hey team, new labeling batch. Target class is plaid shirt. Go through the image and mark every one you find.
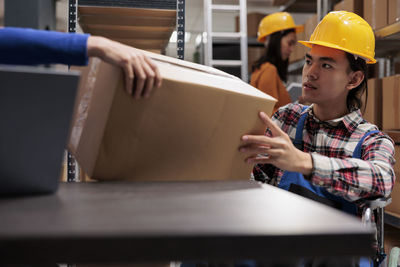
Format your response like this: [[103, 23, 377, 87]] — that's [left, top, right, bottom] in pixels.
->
[[253, 103, 396, 207]]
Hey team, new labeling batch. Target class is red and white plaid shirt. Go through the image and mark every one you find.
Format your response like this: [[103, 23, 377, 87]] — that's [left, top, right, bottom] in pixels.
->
[[253, 103, 396, 207]]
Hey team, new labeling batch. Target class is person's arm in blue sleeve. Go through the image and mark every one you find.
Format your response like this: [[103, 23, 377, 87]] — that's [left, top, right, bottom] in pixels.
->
[[0, 27, 162, 98], [0, 27, 89, 66]]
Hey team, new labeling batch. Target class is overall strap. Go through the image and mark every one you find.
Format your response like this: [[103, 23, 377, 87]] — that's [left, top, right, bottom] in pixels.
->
[[293, 106, 309, 149], [352, 130, 380, 159]]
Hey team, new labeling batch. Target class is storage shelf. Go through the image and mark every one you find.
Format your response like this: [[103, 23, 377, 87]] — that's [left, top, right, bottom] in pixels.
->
[[212, 37, 263, 47], [375, 21, 400, 39], [374, 22, 400, 57], [385, 212, 400, 229], [288, 59, 305, 74]]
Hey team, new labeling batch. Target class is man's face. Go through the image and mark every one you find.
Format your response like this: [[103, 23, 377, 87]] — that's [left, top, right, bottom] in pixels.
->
[[301, 45, 354, 108]]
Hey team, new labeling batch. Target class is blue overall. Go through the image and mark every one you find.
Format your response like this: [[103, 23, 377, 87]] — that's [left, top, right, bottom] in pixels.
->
[[279, 106, 379, 267]]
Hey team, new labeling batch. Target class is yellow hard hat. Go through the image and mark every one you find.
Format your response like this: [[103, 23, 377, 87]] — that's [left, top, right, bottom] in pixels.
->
[[298, 11, 376, 64], [257, 12, 304, 43]]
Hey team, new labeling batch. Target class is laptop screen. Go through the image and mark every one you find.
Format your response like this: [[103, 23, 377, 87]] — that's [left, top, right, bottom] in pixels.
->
[[0, 65, 79, 196]]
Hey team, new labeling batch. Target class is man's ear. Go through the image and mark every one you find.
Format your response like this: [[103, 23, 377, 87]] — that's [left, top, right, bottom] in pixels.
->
[[347, 70, 364, 91]]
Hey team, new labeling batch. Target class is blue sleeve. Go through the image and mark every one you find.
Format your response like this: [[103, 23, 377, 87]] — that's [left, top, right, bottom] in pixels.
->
[[0, 27, 90, 66]]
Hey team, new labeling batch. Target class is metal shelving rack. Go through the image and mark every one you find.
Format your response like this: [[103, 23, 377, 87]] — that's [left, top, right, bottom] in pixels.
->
[[66, 0, 184, 182], [177, 0, 185, 59], [67, 0, 79, 182]]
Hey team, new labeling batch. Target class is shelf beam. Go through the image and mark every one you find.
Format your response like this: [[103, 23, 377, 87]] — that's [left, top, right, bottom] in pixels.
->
[[375, 21, 400, 39]]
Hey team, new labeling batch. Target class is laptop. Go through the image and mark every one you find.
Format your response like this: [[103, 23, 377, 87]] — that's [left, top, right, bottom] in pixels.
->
[[0, 65, 79, 196]]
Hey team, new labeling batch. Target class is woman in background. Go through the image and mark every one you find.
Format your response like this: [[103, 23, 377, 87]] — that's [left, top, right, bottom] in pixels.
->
[[250, 12, 303, 113]]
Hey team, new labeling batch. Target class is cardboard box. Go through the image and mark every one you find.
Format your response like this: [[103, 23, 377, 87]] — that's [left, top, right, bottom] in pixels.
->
[[303, 15, 318, 41], [362, 78, 382, 128], [382, 75, 400, 130], [290, 29, 307, 63], [385, 130, 400, 144], [68, 52, 276, 181], [396, 146, 400, 175], [334, 0, 364, 17], [235, 13, 267, 37], [384, 142, 399, 215], [388, 0, 400, 24], [363, 0, 388, 30], [385, 171, 399, 215], [78, 6, 176, 50], [248, 46, 265, 73], [384, 223, 400, 257]]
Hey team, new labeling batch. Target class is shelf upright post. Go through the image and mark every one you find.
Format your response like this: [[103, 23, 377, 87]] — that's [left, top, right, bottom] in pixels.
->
[[317, 0, 330, 22], [67, 0, 79, 183], [177, 0, 185, 60]]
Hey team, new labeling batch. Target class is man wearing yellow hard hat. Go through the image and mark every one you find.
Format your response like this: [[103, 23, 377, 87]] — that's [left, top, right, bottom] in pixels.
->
[[251, 12, 303, 113], [240, 11, 395, 266]]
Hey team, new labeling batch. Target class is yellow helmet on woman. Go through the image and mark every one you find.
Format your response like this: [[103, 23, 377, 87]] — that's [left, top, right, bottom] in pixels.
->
[[257, 12, 304, 43], [298, 11, 376, 64]]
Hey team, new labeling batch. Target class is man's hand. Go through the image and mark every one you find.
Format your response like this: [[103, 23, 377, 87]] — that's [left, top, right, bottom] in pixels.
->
[[239, 111, 313, 175], [87, 36, 162, 99]]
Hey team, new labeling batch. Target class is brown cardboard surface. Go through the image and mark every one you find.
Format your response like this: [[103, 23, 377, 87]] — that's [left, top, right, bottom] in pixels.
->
[[396, 146, 400, 174], [81, 25, 174, 39], [235, 13, 267, 37], [362, 78, 382, 128], [384, 223, 400, 257], [334, 0, 364, 16], [290, 29, 307, 63], [107, 38, 170, 50], [248, 46, 265, 73], [334, 0, 346, 11], [382, 75, 400, 130], [78, 6, 175, 50], [388, 0, 400, 24], [364, 0, 388, 30], [303, 15, 318, 41], [68, 52, 277, 181], [385, 171, 400, 215], [385, 130, 400, 143]]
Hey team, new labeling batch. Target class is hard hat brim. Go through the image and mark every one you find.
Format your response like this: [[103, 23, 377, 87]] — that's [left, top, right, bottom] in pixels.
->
[[298, 40, 376, 64]]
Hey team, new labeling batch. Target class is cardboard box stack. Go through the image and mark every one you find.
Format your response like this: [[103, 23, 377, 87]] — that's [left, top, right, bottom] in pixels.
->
[[362, 78, 383, 128], [248, 46, 265, 73], [288, 15, 318, 64], [68, 51, 277, 182], [383, 130, 400, 216], [388, 0, 400, 24], [304, 14, 318, 41], [363, 0, 388, 30], [382, 75, 400, 130], [78, 6, 176, 52], [289, 26, 307, 63], [235, 13, 267, 37], [334, 0, 364, 17], [363, 78, 383, 127]]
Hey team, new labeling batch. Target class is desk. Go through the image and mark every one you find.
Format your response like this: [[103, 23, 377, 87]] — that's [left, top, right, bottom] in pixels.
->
[[0, 181, 373, 264]]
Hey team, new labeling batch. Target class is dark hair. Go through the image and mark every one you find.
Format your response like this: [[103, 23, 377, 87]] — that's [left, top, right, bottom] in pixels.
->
[[345, 52, 368, 112], [252, 28, 295, 83]]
